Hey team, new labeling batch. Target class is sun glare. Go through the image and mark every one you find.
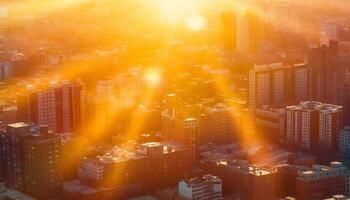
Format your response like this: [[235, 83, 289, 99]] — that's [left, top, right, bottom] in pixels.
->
[[186, 15, 207, 31], [144, 68, 162, 86], [155, 0, 198, 23]]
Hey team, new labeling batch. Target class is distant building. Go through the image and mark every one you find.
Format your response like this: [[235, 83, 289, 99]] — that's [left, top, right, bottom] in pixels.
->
[[286, 101, 343, 151], [161, 110, 198, 162], [308, 41, 349, 104], [178, 174, 222, 200], [339, 126, 350, 157], [220, 10, 237, 51], [17, 80, 85, 133], [296, 162, 350, 200], [337, 84, 350, 124], [320, 23, 339, 45], [236, 10, 265, 53]]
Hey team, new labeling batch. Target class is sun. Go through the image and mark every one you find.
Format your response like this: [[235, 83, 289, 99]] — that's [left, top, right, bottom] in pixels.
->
[[186, 14, 207, 31]]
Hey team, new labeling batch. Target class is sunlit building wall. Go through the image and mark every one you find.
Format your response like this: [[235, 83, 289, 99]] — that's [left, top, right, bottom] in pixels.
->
[[249, 63, 288, 111], [17, 80, 85, 133], [116, 71, 143, 108], [93, 79, 117, 138], [161, 110, 199, 162]]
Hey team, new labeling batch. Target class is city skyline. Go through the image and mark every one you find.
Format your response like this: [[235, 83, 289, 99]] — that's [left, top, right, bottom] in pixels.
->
[[1, 0, 350, 200]]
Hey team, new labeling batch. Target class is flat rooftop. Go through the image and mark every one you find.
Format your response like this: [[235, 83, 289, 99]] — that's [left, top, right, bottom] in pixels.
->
[[7, 122, 28, 128]]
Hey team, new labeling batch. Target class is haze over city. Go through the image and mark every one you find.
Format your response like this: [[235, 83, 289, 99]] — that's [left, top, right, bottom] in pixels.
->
[[2, 0, 350, 200]]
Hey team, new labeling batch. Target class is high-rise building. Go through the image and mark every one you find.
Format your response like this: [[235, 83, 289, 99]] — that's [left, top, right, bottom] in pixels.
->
[[249, 63, 291, 111], [17, 80, 85, 133], [249, 62, 310, 112], [292, 63, 309, 102], [237, 10, 263, 53], [0, 122, 31, 191], [23, 126, 61, 199], [115, 68, 143, 108], [296, 162, 350, 200], [95, 79, 116, 134], [199, 103, 236, 145], [337, 84, 350, 124], [220, 10, 237, 51], [308, 41, 349, 104], [0, 123, 61, 199], [161, 110, 198, 162], [286, 101, 343, 151], [178, 174, 222, 200], [339, 126, 350, 158]]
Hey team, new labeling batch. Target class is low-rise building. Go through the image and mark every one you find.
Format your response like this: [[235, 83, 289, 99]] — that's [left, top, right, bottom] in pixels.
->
[[178, 174, 222, 200]]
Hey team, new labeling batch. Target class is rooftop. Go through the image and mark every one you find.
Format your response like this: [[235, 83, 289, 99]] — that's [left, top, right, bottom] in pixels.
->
[[7, 122, 28, 128], [88, 141, 186, 165]]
